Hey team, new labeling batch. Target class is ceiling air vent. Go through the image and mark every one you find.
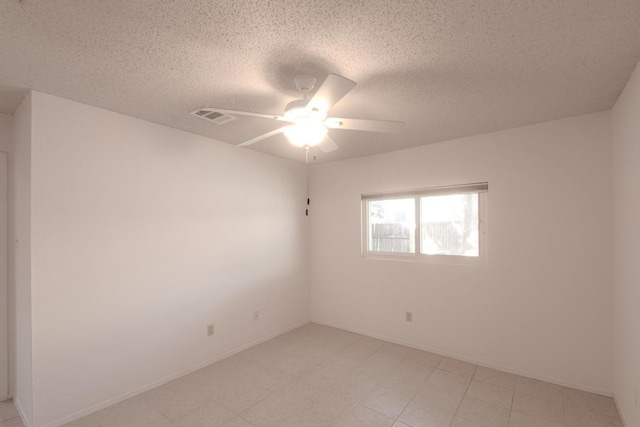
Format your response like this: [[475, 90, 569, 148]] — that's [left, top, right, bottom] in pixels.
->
[[191, 108, 237, 125]]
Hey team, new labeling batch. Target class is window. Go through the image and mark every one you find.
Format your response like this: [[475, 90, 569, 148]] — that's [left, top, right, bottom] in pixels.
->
[[362, 183, 487, 264]]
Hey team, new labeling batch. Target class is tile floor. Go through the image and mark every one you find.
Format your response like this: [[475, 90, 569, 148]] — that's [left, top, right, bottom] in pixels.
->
[[3, 323, 625, 427], [0, 399, 21, 427]]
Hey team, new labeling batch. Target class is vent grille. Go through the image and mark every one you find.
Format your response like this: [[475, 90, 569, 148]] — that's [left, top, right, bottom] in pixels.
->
[[191, 109, 237, 125]]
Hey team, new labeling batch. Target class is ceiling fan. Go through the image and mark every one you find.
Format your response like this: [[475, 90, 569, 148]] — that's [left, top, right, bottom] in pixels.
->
[[191, 73, 404, 154]]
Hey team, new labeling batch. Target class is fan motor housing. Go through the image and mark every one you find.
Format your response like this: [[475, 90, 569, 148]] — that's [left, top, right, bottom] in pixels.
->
[[284, 99, 308, 120], [293, 74, 316, 92], [284, 99, 326, 121]]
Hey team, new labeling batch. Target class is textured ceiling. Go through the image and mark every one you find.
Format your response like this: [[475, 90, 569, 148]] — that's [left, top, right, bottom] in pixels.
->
[[1, 1, 639, 163]]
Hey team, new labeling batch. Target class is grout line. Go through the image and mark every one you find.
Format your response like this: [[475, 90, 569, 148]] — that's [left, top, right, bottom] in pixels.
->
[[505, 376, 515, 427], [448, 366, 476, 427], [561, 386, 567, 427], [390, 356, 437, 426], [392, 350, 425, 424]]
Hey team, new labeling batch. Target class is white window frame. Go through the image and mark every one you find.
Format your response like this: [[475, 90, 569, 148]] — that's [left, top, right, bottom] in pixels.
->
[[362, 183, 488, 266]]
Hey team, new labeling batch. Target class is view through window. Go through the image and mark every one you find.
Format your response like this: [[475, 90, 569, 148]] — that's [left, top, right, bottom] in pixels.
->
[[363, 183, 486, 263]]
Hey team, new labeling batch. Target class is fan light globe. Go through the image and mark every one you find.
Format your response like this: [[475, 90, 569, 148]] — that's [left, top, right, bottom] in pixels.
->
[[284, 122, 328, 147]]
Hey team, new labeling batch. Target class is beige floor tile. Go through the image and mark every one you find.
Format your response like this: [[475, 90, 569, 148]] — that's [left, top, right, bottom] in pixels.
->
[[437, 357, 478, 379], [404, 349, 443, 368], [400, 382, 464, 427], [375, 342, 412, 360], [239, 365, 297, 392], [210, 358, 260, 383], [211, 383, 271, 414], [562, 387, 620, 420], [170, 369, 214, 391], [109, 408, 173, 427], [220, 362, 269, 386], [508, 410, 565, 427], [234, 343, 273, 363], [313, 333, 361, 360], [357, 352, 402, 377], [0, 402, 18, 422], [415, 382, 467, 409], [424, 369, 471, 393], [332, 370, 380, 402], [361, 386, 414, 418], [275, 408, 327, 427], [474, 366, 517, 390], [399, 398, 456, 427], [392, 422, 412, 427], [379, 361, 432, 393], [515, 377, 563, 403], [321, 355, 360, 372], [451, 416, 489, 427], [334, 405, 394, 427], [222, 417, 256, 427], [456, 395, 510, 427], [93, 396, 159, 426], [299, 364, 345, 391], [512, 390, 565, 424], [264, 352, 318, 376], [564, 406, 622, 427], [465, 379, 514, 408], [0, 419, 24, 427], [240, 388, 302, 427], [174, 402, 236, 427], [339, 337, 386, 361], [307, 326, 341, 343], [143, 382, 208, 421], [63, 415, 102, 427], [298, 386, 353, 423], [280, 339, 321, 358]]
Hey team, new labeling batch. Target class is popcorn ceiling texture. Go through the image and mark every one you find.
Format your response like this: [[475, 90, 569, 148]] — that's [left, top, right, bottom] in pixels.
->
[[1, 0, 639, 163]]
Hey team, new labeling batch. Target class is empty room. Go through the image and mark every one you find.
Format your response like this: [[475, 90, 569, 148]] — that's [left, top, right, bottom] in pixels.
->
[[0, 1, 639, 427]]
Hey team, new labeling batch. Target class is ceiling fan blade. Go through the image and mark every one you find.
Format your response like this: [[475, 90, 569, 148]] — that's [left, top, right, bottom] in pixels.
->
[[192, 107, 291, 122], [325, 117, 404, 133], [306, 74, 357, 113], [237, 127, 286, 147], [318, 135, 339, 153]]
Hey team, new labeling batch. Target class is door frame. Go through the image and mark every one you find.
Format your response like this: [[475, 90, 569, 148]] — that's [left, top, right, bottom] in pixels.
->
[[0, 151, 8, 400]]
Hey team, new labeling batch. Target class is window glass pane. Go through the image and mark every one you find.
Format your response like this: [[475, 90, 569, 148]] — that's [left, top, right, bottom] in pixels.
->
[[420, 193, 479, 256], [367, 198, 415, 253]]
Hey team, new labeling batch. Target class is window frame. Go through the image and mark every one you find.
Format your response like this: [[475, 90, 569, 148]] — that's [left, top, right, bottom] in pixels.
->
[[361, 183, 488, 266]]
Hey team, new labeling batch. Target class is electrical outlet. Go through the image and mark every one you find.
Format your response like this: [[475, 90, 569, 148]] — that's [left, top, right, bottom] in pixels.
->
[[253, 311, 259, 321], [207, 324, 214, 336], [406, 312, 413, 322]]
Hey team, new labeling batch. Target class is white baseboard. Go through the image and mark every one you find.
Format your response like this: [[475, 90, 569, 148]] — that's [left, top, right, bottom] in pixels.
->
[[14, 397, 31, 427], [614, 396, 629, 427], [43, 320, 310, 427], [312, 318, 614, 397]]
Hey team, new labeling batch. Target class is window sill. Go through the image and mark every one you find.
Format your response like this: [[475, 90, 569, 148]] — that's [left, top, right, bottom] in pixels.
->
[[363, 252, 487, 267]]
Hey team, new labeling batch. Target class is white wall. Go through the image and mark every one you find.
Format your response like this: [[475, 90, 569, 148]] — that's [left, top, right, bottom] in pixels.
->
[[0, 114, 11, 400], [26, 92, 310, 426], [612, 60, 640, 427], [310, 112, 613, 394], [12, 94, 33, 426], [0, 114, 10, 152]]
